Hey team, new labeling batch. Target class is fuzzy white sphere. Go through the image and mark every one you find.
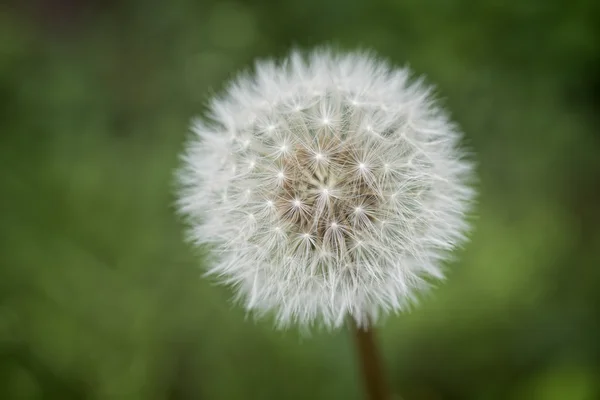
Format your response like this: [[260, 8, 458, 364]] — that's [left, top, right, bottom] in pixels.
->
[[177, 49, 475, 329]]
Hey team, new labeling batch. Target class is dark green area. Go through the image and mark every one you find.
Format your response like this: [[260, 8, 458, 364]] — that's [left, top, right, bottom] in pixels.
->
[[1, 0, 600, 398]]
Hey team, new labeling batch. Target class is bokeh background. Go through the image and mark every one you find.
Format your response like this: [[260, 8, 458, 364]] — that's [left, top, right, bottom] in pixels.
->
[[2, 0, 600, 399]]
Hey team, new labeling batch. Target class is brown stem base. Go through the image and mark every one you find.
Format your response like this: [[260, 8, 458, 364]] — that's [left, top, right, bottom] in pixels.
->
[[351, 320, 391, 400]]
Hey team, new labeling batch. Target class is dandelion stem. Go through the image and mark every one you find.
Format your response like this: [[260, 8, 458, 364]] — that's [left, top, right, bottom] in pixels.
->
[[351, 320, 391, 400]]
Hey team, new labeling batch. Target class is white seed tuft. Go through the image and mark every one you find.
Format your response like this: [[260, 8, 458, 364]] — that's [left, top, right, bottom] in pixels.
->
[[176, 48, 476, 329]]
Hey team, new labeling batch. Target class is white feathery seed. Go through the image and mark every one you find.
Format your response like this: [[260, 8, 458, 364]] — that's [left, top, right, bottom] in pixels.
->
[[177, 48, 476, 329]]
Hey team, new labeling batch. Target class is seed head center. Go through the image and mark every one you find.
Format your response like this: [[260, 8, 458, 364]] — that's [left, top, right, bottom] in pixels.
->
[[272, 142, 382, 252]]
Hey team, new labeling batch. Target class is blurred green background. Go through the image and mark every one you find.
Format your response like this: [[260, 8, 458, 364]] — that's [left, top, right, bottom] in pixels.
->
[[1, 0, 600, 399]]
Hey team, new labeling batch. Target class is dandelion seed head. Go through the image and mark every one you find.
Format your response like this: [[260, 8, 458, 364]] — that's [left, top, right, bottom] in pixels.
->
[[177, 48, 476, 329]]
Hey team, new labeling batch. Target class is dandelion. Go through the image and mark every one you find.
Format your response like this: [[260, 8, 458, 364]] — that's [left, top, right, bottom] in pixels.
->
[[177, 48, 475, 330]]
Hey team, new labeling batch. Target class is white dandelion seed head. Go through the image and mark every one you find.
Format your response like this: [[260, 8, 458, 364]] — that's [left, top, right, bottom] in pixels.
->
[[177, 48, 476, 329]]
